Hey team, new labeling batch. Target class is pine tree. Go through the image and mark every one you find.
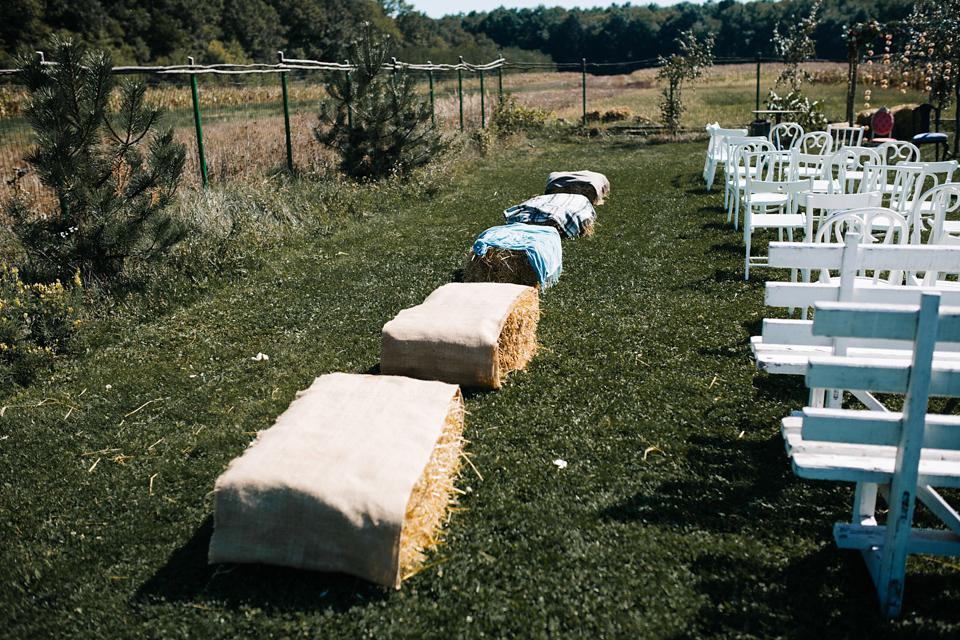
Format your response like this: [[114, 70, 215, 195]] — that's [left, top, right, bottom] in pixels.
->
[[315, 24, 450, 182], [5, 36, 187, 281]]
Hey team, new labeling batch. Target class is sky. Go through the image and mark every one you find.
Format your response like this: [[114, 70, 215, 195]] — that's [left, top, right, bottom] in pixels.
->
[[408, 1, 702, 19]]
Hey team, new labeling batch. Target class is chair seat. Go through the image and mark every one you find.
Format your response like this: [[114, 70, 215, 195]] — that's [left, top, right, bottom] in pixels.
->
[[870, 136, 897, 144], [745, 193, 789, 206], [752, 213, 805, 228], [914, 132, 948, 143]]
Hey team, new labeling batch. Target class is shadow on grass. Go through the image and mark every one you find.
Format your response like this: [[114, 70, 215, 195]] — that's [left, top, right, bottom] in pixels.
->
[[135, 516, 388, 613], [689, 545, 960, 637]]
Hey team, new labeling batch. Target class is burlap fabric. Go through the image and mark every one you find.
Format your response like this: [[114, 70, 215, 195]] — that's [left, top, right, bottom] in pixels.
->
[[545, 170, 611, 205], [381, 282, 534, 389], [208, 372, 461, 589]]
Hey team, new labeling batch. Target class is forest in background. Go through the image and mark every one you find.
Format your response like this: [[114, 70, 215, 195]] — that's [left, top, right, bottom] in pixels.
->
[[2, 0, 915, 70]]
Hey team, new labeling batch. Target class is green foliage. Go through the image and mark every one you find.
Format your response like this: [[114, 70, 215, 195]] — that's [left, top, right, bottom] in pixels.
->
[[491, 92, 551, 138], [0, 263, 82, 389], [6, 36, 187, 282], [766, 88, 828, 130], [657, 29, 713, 133], [774, 0, 822, 91], [902, 0, 960, 157], [469, 128, 493, 155], [314, 26, 450, 181]]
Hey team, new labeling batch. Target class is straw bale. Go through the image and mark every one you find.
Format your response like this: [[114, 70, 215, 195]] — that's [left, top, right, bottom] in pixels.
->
[[381, 282, 539, 389], [208, 373, 465, 589], [399, 391, 465, 577], [463, 247, 540, 288]]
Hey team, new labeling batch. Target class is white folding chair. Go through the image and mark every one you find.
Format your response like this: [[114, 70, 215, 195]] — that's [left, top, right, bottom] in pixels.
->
[[874, 140, 920, 165]]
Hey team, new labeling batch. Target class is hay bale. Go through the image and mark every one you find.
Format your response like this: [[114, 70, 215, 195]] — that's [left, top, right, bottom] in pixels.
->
[[503, 193, 597, 239], [208, 373, 465, 589], [464, 224, 562, 290], [545, 170, 610, 205], [463, 246, 540, 287], [381, 282, 539, 389]]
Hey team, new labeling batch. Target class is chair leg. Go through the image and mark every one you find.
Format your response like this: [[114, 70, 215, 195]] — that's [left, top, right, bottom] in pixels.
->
[[744, 220, 752, 280]]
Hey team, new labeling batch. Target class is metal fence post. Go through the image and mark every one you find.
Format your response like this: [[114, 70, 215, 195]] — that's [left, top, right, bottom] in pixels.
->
[[458, 57, 464, 132], [279, 52, 293, 174], [428, 62, 435, 126], [345, 60, 353, 131], [582, 58, 587, 126], [498, 57, 503, 98], [755, 53, 761, 113], [480, 68, 485, 128], [188, 56, 209, 188]]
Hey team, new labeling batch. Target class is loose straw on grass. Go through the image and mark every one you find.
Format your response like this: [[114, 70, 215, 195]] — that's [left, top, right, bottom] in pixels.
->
[[398, 390, 466, 581]]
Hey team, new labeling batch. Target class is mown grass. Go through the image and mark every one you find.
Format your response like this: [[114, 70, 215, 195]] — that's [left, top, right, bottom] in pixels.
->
[[2, 136, 959, 639]]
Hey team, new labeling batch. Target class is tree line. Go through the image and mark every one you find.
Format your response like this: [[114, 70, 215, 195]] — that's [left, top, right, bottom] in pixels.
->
[[3, 0, 915, 71]]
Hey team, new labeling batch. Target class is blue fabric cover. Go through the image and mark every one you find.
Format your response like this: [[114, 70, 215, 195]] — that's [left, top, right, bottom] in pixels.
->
[[472, 224, 562, 289]]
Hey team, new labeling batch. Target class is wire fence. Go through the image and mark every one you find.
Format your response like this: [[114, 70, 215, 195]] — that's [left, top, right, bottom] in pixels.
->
[[0, 52, 889, 216]]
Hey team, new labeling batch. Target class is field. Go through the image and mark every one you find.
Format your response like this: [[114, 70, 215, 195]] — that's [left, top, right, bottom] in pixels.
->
[[1, 130, 959, 637], [0, 61, 938, 222]]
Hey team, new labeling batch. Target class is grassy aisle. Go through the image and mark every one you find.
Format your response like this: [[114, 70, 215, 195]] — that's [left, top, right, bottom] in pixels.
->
[[2, 138, 958, 638]]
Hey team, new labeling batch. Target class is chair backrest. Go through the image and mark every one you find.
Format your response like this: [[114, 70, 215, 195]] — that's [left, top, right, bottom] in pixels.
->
[[870, 107, 895, 139], [859, 163, 926, 214], [912, 103, 937, 134], [913, 183, 960, 246], [707, 126, 749, 158], [769, 122, 804, 149], [792, 131, 832, 154], [827, 124, 865, 148], [816, 208, 910, 285], [875, 141, 920, 164], [726, 138, 774, 180], [825, 146, 881, 193]]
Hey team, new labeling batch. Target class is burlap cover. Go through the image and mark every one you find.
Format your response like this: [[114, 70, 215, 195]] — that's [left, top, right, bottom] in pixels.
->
[[208, 372, 461, 588], [381, 282, 532, 389], [545, 170, 611, 205]]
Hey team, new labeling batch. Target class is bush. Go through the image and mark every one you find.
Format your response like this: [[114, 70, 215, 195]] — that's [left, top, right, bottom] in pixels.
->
[[315, 26, 450, 182], [0, 263, 82, 388], [5, 36, 187, 282], [766, 89, 828, 130], [491, 93, 551, 137]]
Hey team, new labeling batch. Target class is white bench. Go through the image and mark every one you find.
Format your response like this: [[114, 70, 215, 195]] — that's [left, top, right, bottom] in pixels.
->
[[781, 292, 960, 618], [751, 234, 960, 409]]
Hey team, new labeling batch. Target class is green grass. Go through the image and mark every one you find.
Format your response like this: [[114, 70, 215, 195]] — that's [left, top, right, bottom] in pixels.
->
[[2, 137, 960, 638]]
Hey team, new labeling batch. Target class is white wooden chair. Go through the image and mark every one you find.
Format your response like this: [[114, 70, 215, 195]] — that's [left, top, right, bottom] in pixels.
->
[[824, 146, 881, 194], [827, 123, 865, 149], [769, 122, 803, 149], [781, 291, 960, 618], [875, 140, 920, 165], [752, 235, 960, 411], [724, 138, 775, 228], [791, 130, 832, 155], [798, 191, 881, 243], [741, 151, 810, 278], [703, 124, 748, 192]]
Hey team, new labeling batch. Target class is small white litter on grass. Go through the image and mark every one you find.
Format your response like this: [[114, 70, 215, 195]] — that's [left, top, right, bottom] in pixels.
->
[[553, 459, 567, 470], [251, 352, 270, 361]]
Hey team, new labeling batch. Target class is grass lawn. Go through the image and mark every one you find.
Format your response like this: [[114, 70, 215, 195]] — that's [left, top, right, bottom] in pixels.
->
[[2, 136, 959, 638]]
